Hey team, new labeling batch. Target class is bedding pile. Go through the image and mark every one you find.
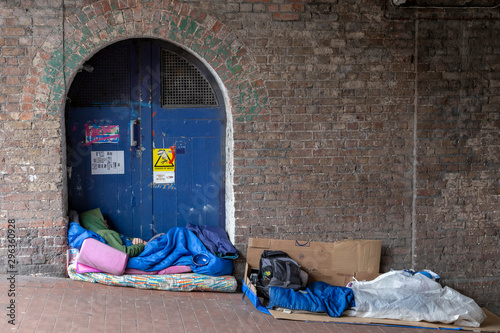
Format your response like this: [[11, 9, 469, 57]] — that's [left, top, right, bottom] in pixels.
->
[[67, 208, 238, 292]]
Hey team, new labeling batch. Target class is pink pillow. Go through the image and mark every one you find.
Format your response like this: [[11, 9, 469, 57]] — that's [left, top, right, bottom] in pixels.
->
[[158, 265, 192, 275], [76, 262, 102, 273], [77, 238, 129, 275]]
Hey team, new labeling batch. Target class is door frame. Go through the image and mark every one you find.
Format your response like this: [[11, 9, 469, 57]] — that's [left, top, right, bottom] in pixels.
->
[[64, 37, 236, 241]]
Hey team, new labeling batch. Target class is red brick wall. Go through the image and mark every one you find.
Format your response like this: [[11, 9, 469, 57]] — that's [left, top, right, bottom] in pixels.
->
[[0, 0, 499, 314], [414, 18, 500, 312]]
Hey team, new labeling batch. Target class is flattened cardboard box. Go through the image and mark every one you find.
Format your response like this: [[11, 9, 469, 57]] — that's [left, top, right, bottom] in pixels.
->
[[242, 238, 500, 332], [269, 308, 500, 332], [244, 238, 381, 287]]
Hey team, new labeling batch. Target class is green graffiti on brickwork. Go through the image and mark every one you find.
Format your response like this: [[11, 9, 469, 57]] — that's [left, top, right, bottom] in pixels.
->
[[204, 35, 221, 49], [53, 83, 65, 95], [186, 21, 197, 36], [184, 9, 199, 25], [200, 33, 268, 122], [41, 74, 54, 85], [194, 27, 203, 39], [64, 59, 77, 81], [217, 45, 229, 60], [51, 91, 64, 106], [172, 17, 198, 42], [234, 79, 268, 122], [168, 16, 199, 43], [63, 39, 78, 54], [169, 21, 179, 41], [63, 70, 73, 86], [67, 17, 81, 31], [78, 46, 90, 59], [191, 43, 215, 65], [161, 12, 171, 24], [179, 18, 188, 30], [42, 66, 58, 85], [226, 57, 242, 75], [84, 8, 96, 22], [48, 50, 63, 69], [190, 41, 201, 52], [81, 25, 92, 37], [197, 35, 219, 62], [78, 12, 89, 25], [70, 53, 82, 67], [105, 25, 116, 36], [36, 3, 269, 123], [47, 102, 60, 116]]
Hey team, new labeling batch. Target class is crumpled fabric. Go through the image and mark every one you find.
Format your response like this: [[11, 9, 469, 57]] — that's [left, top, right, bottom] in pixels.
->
[[267, 281, 355, 317], [126, 227, 233, 276], [345, 270, 486, 327], [67, 222, 107, 249], [186, 223, 239, 259]]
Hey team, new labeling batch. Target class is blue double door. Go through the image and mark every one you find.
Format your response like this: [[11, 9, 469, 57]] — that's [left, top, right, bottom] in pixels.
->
[[66, 39, 226, 239]]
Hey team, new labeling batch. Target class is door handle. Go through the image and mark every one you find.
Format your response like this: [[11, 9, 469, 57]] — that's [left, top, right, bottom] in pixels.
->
[[130, 120, 138, 147]]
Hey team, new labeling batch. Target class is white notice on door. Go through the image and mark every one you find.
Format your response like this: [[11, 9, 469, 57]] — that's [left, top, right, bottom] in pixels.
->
[[153, 171, 175, 184], [91, 151, 124, 175]]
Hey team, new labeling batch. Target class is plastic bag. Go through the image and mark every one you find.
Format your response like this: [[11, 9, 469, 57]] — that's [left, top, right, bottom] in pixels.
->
[[345, 270, 486, 327]]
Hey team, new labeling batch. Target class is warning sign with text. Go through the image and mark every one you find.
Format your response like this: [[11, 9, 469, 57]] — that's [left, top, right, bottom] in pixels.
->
[[153, 147, 175, 184]]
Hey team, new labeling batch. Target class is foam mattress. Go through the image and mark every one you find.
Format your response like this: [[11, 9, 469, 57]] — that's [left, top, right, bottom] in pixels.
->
[[67, 263, 237, 292]]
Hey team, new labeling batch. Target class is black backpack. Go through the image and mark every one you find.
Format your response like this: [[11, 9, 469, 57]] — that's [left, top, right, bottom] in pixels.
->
[[256, 250, 303, 299]]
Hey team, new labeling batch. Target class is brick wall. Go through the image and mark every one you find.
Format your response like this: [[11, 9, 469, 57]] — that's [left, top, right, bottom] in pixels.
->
[[415, 18, 500, 313], [0, 0, 499, 315], [0, 1, 68, 275]]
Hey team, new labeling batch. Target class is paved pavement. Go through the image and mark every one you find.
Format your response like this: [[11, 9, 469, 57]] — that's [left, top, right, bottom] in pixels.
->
[[0, 274, 477, 333]]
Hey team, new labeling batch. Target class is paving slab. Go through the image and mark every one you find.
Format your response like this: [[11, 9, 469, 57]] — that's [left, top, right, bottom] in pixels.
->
[[0, 274, 450, 333]]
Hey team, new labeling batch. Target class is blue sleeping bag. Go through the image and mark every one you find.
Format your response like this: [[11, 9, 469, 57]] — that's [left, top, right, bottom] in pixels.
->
[[267, 281, 355, 317], [127, 227, 233, 276]]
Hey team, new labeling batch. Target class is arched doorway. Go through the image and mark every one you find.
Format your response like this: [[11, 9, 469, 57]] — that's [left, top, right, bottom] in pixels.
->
[[65, 39, 226, 240]]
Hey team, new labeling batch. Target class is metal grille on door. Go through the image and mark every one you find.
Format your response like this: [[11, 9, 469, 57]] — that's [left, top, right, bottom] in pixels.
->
[[161, 49, 218, 107]]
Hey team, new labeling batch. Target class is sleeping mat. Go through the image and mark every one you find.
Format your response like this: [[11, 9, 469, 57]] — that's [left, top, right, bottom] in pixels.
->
[[67, 264, 237, 292]]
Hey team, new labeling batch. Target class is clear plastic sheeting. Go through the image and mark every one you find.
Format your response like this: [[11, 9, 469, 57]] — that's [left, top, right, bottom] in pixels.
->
[[345, 270, 486, 327]]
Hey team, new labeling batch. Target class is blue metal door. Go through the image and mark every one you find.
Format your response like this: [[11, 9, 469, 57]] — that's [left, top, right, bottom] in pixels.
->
[[66, 39, 225, 239]]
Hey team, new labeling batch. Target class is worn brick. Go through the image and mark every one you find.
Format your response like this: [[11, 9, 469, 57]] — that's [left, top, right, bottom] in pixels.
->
[[0, 0, 499, 316], [1, 27, 26, 36]]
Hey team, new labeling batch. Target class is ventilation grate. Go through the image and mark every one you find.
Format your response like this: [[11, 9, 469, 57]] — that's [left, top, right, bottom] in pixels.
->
[[69, 45, 131, 106], [161, 49, 218, 107]]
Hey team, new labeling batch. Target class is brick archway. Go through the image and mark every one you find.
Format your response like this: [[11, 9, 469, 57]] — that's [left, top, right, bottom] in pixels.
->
[[19, 0, 269, 249], [21, 0, 268, 123]]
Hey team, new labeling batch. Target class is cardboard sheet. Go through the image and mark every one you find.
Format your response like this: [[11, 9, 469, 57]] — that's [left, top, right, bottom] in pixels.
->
[[269, 308, 500, 332], [246, 238, 382, 286]]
